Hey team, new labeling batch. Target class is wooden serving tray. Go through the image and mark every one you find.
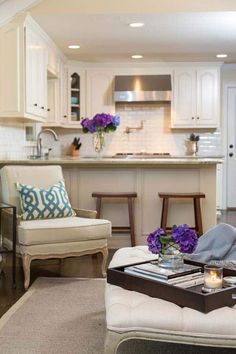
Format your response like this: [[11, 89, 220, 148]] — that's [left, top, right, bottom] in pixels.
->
[[107, 259, 236, 313]]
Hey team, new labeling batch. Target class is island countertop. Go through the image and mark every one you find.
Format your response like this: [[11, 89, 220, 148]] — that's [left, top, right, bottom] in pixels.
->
[[0, 155, 221, 247], [0, 156, 223, 167]]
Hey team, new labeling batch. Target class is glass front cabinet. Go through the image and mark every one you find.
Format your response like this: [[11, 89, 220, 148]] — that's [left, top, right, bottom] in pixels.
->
[[67, 68, 86, 126]]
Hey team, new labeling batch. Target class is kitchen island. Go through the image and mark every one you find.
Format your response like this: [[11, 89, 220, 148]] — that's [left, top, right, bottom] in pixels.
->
[[0, 156, 222, 247]]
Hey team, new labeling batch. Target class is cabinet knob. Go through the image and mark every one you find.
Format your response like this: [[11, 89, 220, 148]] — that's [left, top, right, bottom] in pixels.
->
[[34, 103, 38, 106], [191, 117, 194, 120], [197, 117, 200, 120], [41, 106, 45, 110], [47, 108, 50, 112], [229, 153, 233, 157], [64, 115, 67, 118], [229, 144, 234, 148]]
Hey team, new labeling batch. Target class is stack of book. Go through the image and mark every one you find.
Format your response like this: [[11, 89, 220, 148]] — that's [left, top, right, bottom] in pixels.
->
[[124, 262, 204, 288]]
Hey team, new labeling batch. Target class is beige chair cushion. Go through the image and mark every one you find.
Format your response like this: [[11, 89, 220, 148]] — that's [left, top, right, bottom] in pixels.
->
[[18, 216, 111, 246]]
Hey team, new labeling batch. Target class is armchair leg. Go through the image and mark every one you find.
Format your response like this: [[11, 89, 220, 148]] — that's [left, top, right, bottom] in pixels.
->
[[22, 254, 32, 290], [101, 247, 108, 277]]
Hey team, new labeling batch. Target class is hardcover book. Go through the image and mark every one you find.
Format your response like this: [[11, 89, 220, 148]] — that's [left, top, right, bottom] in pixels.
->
[[124, 262, 202, 280]]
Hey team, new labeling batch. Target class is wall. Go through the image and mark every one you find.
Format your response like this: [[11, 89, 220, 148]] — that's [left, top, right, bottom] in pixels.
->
[[0, 102, 222, 159], [41, 102, 222, 158], [0, 122, 29, 159]]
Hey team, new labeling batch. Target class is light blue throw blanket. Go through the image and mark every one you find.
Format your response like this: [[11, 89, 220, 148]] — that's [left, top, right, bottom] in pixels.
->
[[190, 223, 236, 262]]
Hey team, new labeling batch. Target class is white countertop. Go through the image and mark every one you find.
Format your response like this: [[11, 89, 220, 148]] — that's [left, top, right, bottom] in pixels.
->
[[0, 155, 224, 166]]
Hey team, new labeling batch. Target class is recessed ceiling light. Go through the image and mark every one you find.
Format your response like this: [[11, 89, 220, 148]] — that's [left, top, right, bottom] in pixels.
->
[[216, 54, 227, 58], [131, 55, 143, 59], [129, 22, 144, 28], [68, 45, 80, 49]]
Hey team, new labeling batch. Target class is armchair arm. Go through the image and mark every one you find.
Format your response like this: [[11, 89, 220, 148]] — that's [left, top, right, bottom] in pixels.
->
[[73, 208, 97, 219]]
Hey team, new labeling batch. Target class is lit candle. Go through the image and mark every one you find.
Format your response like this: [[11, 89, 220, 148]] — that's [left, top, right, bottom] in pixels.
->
[[204, 266, 223, 289]]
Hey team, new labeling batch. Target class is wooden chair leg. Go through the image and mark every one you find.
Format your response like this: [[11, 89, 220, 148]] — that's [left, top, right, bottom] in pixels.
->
[[193, 198, 203, 236], [160, 197, 169, 232], [101, 247, 108, 277], [128, 197, 135, 246], [22, 254, 32, 290], [96, 197, 102, 219]]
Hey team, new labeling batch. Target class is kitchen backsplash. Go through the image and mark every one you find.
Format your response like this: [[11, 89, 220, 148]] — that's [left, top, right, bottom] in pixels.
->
[[0, 103, 222, 158]]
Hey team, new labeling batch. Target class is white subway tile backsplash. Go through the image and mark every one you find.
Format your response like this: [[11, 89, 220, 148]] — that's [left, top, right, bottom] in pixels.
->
[[0, 104, 222, 158]]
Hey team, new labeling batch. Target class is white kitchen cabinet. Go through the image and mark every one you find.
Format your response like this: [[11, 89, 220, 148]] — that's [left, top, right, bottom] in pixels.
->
[[66, 65, 86, 127], [0, 14, 48, 122], [171, 67, 220, 128], [86, 70, 115, 117], [25, 23, 47, 119]]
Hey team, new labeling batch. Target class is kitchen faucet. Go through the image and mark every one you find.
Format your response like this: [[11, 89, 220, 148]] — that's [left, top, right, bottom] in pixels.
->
[[36, 128, 59, 157]]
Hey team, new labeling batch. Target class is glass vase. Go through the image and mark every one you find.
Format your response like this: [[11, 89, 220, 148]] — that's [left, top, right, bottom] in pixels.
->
[[158, 241, 184, 269], [93, 131, 105, 158]]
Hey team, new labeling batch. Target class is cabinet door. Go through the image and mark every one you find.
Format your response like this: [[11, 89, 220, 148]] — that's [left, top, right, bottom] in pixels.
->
[[60, 62, 69, 124], [171, 69, 196, 128], [86, 70, 115, 117], [47, 78, 59, 124], [0, 22, 24, 117], [67, 68, 86, 125], [25, 26, 47, 119], [196, 69, 219, 127]]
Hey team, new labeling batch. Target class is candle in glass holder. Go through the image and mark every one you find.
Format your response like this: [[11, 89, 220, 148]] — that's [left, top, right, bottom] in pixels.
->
[[204, 265, 223, 289]]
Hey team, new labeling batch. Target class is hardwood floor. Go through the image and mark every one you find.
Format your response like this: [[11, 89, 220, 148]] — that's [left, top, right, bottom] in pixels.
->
[[0, 210, 236, 318]]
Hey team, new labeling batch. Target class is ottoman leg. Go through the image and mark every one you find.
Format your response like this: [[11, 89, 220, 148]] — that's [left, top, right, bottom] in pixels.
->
[[104, 330, 123, 354]]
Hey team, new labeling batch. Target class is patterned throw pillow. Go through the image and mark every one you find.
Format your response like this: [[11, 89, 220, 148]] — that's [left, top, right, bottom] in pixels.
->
[[16, 181, 74, 220]]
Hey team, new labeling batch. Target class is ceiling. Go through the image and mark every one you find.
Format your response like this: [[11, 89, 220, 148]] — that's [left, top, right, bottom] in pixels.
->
[[29, 0, 236, 63]]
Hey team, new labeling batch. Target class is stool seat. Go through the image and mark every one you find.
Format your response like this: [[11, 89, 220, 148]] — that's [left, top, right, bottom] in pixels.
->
[[158, 192, 205, 199], [92, 192, 137, 198], [92, 192, 137, 246], [159, 192, 205, 236]]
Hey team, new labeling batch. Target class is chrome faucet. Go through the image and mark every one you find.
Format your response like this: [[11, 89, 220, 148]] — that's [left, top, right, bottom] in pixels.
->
[[36, 128, 59, 157]]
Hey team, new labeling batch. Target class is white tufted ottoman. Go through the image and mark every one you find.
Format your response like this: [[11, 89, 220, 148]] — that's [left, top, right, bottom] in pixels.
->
[[105, 246, 236, 354]]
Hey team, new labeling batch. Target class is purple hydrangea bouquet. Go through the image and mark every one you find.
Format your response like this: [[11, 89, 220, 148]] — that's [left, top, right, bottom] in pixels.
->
[[81, 113, 120, 134], [81, 113, 120, 155], [147, 224, 198, 268]]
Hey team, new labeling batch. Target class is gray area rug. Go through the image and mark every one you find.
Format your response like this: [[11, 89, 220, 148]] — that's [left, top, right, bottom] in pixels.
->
[[0, 277, 234, 354], [0, 278, 106, 354]]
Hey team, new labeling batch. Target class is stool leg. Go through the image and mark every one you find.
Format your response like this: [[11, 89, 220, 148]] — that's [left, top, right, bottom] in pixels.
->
[[160, 198, 169, 232], [128, 197, 135, 247], [96, 197, 102, 219], [193, 198, 203, 236]]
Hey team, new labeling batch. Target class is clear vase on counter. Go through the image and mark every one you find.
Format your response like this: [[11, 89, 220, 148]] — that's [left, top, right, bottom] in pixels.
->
[[93, 131, 105, 158]]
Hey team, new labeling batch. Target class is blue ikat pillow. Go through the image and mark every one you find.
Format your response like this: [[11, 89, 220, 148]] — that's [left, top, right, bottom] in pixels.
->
[[16, 180, 75, 220]]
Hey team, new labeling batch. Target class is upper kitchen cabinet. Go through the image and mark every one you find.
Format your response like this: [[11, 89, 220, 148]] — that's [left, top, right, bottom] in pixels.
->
[[65, 64, 86, 127], [86, 70, 115, 117], [171, 66, 220, 128], [0, 14, 48, 122]]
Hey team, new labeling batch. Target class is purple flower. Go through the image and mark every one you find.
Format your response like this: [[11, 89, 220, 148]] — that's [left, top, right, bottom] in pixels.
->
[[147, 228, 165, 254], [81, 118, 96, 133], [82, 113, 120, 134], [112, 115, 120, 127], [172, 224, 198, 254], [147, 224, 198, 255]]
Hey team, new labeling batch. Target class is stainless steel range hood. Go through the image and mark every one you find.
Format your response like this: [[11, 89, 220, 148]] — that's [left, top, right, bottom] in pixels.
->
[[114, 75, 171, 102]]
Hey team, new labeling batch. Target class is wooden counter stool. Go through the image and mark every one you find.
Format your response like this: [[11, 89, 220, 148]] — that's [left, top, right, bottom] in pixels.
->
[[158, 192, 206, 236], [92, 192, 137, 246]]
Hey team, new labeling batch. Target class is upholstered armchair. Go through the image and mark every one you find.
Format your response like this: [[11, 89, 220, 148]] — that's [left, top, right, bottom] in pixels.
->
[[0, 165, 111, 289]]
